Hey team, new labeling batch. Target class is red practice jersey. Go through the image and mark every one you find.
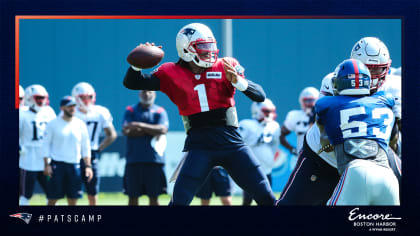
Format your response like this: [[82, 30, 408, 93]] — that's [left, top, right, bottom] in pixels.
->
[[153, 57, 242, 116]]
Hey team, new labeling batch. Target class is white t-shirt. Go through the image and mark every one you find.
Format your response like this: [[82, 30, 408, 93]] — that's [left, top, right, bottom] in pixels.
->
[[239, 119, 280, 175], [19, 107, 56, 171], [74, 105, 113, 150], [42, 116, 91, 164], [283, 110, 311, 152]]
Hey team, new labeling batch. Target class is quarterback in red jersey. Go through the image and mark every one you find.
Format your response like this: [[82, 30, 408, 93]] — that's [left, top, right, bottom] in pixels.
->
[[124, 23, 276, 205]]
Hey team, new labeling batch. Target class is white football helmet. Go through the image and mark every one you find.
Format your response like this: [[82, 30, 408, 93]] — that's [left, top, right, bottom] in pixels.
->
[[350, 37, 392, 92], [24, 84, 49, 112], [251, 98, 277, 122], [299, 87, 319, 112], [19, 84, 25, 107], [319, 72, 335, 98], [176, 23, 219, 68], [71, 82, 96, 109]]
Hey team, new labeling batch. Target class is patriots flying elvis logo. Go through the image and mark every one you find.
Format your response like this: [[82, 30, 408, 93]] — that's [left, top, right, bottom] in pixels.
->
[[10, 213, 32, 224], [182, 28, 196, 40]]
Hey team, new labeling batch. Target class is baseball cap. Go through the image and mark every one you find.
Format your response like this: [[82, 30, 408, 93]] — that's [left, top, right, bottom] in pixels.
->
[[60, 96, 77, 107]]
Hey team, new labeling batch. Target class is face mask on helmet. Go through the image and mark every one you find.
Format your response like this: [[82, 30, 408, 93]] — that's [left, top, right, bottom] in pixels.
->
[[261, 107, 277, 122], [34, 95, 47, 106], [299, 87, 319, 113], [302, 98, 316, 108], [251, 99, 277, 122], [72, 82, 96, 109], [192, 42, 218, 66], [176, 23, 219, 68], [25, 85, 49, 112], [78, 95, 94, 106], [350, 37, 391, 93], [365, 63, 389, 92]]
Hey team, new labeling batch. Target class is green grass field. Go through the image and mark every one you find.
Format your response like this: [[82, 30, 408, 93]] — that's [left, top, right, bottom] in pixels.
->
[[29, 192, 282, 206]]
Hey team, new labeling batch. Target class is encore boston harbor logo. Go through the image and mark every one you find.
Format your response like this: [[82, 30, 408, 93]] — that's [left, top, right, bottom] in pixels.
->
[[347, 207, 402, 232]]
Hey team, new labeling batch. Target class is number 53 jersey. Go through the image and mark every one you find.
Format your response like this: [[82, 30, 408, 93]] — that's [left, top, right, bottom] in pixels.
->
[[315, 91, 395, 152], [153, 57, 240, 116], [19, 107, 56, 171]]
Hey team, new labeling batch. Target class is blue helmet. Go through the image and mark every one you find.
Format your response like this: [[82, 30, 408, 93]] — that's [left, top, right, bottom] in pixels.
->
[[333, 59, 371, 96]]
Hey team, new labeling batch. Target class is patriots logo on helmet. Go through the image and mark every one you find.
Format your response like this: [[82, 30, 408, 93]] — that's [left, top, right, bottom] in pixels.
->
[[10, 213, 32, 224], [182, 28, 196, 40], [354, 44, 361, 51]]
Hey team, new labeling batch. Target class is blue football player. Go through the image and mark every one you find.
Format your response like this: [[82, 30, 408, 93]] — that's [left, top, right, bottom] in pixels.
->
[[315, 59, 399, 205], [277, 37, 401, 206]]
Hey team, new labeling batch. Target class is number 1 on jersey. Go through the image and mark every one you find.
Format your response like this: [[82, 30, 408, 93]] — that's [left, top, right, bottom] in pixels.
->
[[194, 84, 209, 112]]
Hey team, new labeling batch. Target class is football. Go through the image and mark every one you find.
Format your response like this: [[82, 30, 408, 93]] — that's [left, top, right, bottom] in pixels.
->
[[127, 44, 164, 69]]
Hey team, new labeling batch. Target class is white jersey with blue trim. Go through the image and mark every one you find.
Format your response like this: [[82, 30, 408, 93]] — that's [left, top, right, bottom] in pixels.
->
[[74, 105, 113, 151], [283, 110, 311, 152], [19, 107, 56, 171], [239, 119, 280, 175]]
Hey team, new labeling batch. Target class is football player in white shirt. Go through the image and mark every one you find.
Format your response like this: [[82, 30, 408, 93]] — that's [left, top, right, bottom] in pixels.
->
[[19, 85, 56, 205], [239, 99, 281, 205], [72, 82, 117, 205], [42, 96, 93, 206], [277, 37, 401, 205], [351, 37, 401, 158], [280, 87, 319, 157]]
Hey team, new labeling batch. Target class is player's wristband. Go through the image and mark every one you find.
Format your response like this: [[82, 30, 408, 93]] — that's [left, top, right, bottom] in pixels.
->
[[131, 65, 142, 71], [231, 76, 248, 92], [85, 165, 92, 168]]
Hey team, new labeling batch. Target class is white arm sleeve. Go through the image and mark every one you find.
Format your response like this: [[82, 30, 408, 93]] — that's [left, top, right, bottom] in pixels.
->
[[231, 76, 249, 91]]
